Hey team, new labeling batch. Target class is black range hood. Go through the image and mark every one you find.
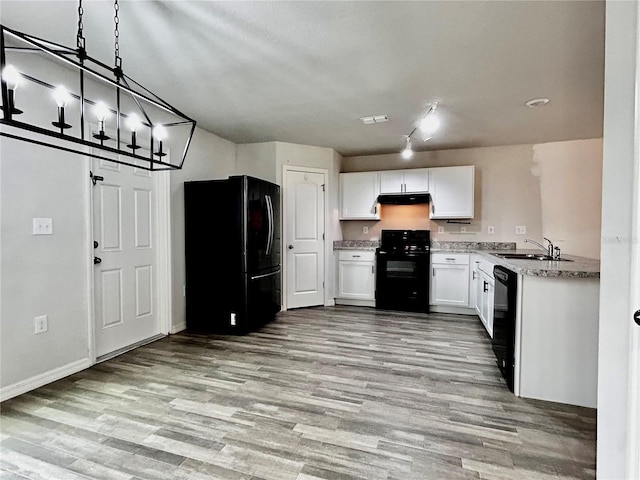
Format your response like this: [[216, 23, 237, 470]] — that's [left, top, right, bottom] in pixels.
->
[[377, 193, 430, 205]]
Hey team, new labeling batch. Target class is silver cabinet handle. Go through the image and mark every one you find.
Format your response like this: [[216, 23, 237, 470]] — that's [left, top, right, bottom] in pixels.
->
[[352, 255, 361, 258], [371, 265, 374, 274], [446, 257, 455, 261]]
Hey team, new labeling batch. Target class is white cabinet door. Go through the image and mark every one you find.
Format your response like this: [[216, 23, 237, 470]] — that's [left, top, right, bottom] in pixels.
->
[[477, 270, 494, 337], [379, 169, 429, 194], [429, 165, 475, 219], [379, 171, 404, 194], [338, 261, 375, 300], [469, 258, 480, 309], [340, 172, 380, 219], [430, 253, 470, 307], [403, 169, 429, 193]]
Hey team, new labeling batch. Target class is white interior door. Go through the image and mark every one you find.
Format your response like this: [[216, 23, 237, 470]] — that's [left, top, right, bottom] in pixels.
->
[[285, 169, 325, 309], [92, 154, 159, 359]]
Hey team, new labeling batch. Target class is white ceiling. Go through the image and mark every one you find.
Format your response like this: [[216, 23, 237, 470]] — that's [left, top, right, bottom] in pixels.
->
[[0, 1, 605, 157]]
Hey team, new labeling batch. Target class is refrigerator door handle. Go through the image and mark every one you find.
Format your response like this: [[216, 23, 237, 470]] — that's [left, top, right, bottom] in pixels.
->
[[250, 267, 281, 281], [265, 195, 273, 256]]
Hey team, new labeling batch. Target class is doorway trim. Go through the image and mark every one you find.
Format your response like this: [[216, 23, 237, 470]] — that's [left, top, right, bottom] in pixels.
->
[[627, 3, 640, 475], [86, 164, 172, 364], [282, 165, 330, 311]]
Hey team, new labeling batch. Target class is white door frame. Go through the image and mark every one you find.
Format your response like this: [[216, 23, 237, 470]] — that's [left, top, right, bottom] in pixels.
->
[[627, 4, 640, 475], [85, 162, 172, 363], [282, 165, 330, 311]]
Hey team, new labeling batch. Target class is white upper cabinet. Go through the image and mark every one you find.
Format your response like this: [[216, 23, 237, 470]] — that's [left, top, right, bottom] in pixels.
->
[[379, 169, 429, 194], [429, 165, 475, 219], [339, 172, 380, 220]]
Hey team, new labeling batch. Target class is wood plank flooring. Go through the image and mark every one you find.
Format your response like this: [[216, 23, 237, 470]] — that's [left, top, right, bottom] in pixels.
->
[[0, 306, 596, 479]]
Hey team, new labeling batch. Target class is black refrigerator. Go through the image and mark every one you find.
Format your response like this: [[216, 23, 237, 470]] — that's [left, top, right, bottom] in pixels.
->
[[184, 175, 281, 333]]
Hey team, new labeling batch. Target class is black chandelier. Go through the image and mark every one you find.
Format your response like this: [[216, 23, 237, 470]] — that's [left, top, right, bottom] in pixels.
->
[[0, 0, 196, 171]]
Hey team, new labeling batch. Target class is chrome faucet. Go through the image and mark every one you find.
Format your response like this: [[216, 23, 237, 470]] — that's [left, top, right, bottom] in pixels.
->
[[524, 238, 560, 259]]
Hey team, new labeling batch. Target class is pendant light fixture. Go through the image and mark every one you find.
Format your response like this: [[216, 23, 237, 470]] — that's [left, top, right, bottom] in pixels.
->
[[0, 0, 196, 171], [399, 102, 440, 158]]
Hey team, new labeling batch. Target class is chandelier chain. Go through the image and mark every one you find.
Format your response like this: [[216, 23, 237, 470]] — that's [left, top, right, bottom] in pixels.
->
[[76, 0, 85, 50], [113, 0, 121, 68]]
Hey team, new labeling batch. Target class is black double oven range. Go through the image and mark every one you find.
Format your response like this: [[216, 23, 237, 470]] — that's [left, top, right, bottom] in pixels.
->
[[375, 230, 431, 313]]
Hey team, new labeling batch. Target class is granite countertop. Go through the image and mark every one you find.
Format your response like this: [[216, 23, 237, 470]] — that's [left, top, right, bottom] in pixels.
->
[[476, 250, 600, 278], [333, 241, 599, 278], [333, 240, 379, 251]]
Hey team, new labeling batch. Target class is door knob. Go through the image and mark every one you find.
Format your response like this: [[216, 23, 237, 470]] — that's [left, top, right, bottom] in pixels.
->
[[94, 256, 102, 265], [288, 245, 294, 250], [634, 310, 640, 326]]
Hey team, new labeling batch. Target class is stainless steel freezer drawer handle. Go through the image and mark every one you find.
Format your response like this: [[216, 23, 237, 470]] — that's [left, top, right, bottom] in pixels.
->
[[250, 268, 281, 281]]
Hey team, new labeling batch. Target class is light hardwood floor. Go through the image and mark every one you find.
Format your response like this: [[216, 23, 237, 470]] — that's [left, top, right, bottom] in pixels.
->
[[0, 306, 596, 480]]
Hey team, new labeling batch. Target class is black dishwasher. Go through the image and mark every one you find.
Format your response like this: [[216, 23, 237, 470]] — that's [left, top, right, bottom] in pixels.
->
[[492, 265, 517, 392]]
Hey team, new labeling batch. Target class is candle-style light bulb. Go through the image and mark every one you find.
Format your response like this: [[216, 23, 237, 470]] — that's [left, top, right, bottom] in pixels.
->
[[126, 113, 142, 150], [51, 86, 72, 133], [92, 102, 111, 144], [53, 86, 72, 108], [2, 65, 21, 91], [127, 113, 142, 132], [94, 102, 110, 122], [2, 65, 23, 118], [152, 125, 167, 141], [153, 125, 167, 158]]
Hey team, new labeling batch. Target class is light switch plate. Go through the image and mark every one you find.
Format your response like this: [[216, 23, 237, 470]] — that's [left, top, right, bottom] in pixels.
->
[[515, 225, 526, 235], [363, 226, 369, 234], [488, 226, 495, 235], [33, 218, 53, 235]]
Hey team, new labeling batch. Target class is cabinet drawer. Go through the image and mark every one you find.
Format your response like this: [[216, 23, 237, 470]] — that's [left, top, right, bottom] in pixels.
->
[[431, 253, 469, 265], [338, 250, 375, 262]]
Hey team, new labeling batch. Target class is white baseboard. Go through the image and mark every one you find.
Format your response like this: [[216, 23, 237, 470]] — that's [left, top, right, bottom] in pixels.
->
[[170, 322, 187, 334], [335, 298, 375, 307], [0, 358, 92, 402], [429, 305, 477, 315]]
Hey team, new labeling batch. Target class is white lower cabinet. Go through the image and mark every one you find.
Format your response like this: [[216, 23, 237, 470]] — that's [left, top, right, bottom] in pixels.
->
[[430, 253, 470, 307], [474, 258, 496, 337], [336, 250, 375, 306]]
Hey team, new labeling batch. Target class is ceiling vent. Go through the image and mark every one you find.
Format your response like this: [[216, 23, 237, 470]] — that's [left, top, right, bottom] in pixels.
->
[[360, 115, 389, 125]]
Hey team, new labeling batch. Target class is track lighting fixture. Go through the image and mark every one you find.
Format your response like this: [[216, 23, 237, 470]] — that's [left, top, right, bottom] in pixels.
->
[[0, 0, 196, 171], [399, 102, 440, 158]]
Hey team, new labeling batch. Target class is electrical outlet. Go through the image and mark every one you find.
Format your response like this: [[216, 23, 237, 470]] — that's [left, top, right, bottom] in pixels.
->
[[230, 312, 236, 326], [34, 315, 48, 334], [515, 225, 526, 235], [460, 226, 467, 233], [488, 225, 495, 235], [437, 226, 445, 234], [33, 218, 53, 235], [363, 226, 368, 234]]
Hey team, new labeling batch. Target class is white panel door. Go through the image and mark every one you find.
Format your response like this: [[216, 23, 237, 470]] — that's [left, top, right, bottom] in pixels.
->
[[286, 170, 325, 309], [93, 155, 159, 358]]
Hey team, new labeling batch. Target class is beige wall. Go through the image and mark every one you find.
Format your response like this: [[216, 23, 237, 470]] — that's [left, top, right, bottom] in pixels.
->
[[533, 138, 602, 259], [169, 128, 237, 332], [341, 139, 603, 258]]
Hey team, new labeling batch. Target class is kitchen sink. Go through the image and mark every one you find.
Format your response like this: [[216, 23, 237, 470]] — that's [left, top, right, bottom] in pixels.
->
[[493, 253, 574, 262]]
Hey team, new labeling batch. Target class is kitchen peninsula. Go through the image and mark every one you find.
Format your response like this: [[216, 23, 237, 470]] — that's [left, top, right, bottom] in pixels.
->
[[334, 239, 600, 408]]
